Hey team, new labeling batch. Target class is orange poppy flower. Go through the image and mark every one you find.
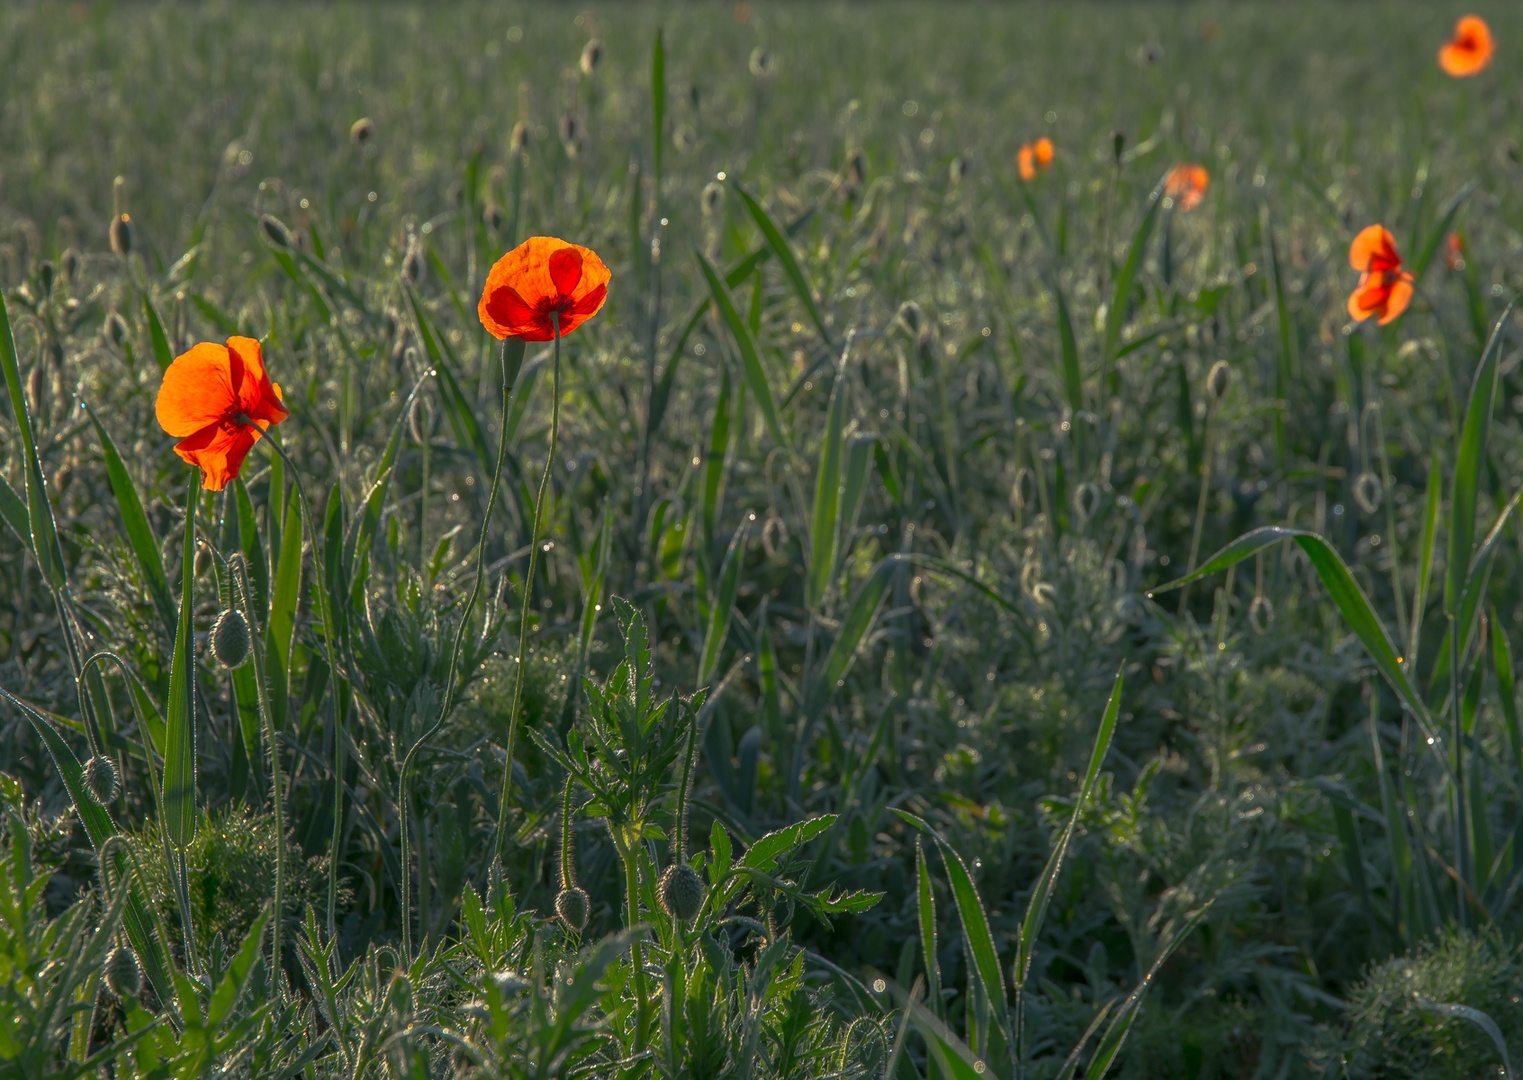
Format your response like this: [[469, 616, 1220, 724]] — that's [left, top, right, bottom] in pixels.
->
[[1164, 164, 1209, 212], [155, 336, 288, 491], [1017, 137, 1054, 182], [1439, 15, 1493, 77], [1347, 225, 1414, 326], [478, 236, 610, 342]]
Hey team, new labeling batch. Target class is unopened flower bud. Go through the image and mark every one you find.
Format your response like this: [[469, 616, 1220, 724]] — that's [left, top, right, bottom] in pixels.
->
[[749, 46, 775, 79], [211, 608, 251, 669], [484, 202, 504, 230], [104, 946, 141, 999], [350, 117, 375, 145], [104, 311, 130, 347], [1112, 130, 1126, 165], [1207, 360, 1231, 402], [83, 755, 118, 805], [555, 886, 589, 930], [658, 863, 705, 922], [109, 214, 132, 257], [260, 214, 294, 249], [579, 39, 603, 75], [701, 181, 724, 217], [38, 260, 55, 298], [60, 248, 80, 284], [511, 120, 532, 153]]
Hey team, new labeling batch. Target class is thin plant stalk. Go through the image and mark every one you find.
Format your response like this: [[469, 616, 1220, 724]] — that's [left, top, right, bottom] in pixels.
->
[[1449, 614, 1470, 925], [493, 315, 564, 862], [623, 845, 651, 1052], [231, 554, 285, 991], [1178, 398, 1220, 615]]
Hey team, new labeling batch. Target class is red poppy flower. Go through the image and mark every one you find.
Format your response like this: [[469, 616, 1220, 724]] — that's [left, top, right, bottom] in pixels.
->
[[1165, 164, 1210, 212], [155, 336, 288, 491], [478, 236, 610, 342], [1347, 225, 1414, 326], [1017, 137, 1054, 182], [1439, 16, 1493, 77]]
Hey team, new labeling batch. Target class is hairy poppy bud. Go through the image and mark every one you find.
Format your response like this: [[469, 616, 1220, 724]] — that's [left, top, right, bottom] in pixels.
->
[[1207, 360, 1231, 402], [511, 120, 532, 154], [25, 363, 43, 418], [1353, 472, 1381, 514], [401, 248, 424, 287], [104, 311, 129, 347], [749, 46, 775, 79], [558, 113, 579, 150], [1112, 130, 1126, 165], [579, 39, 603, 75], [260, 214, 294, 250], [484, 202, 504, 230], [104, 946, 141, 999], [350, 117, 374, 145], [897, 300, 926, 341], [658, 863, 705, 922], [109, 214, 132, 257], [60, 248, 80, 284], [83, 755, 118, 805], [555, 886, 589, 930], [212, 608, 251, 668], [38, 260, 55, 298]]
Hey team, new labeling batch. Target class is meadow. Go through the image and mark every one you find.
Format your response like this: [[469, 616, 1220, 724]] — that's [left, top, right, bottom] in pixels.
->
[[2, 1, 1523, 1076]]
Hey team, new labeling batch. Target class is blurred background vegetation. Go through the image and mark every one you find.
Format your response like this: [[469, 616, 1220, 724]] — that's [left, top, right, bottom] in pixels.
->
[[3, 2, 1523, 1076]]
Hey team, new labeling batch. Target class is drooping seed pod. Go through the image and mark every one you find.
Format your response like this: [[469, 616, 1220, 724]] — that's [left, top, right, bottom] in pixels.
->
[[211, 608, 252, 669], [483, 202, 504, 231], [658, 862, 705, 922], [1112, 130, 1126, 165], [1207, 360, 1232, 402], [401, 247, 424, 287], [104, 946, 141, 999], [260, 214, 294, 250], [949, 156, 968, 186], [897, 300, 926, 342], [25, 362, 44, 418], [749, 46, 775, 79], [558, 113, 579, 153], [579, 39, 603, 75], [60, 248, 80, 284], [555, 886, 590, 930], [1353, 471, 1382, 515], [83, 755, 118, 805], [109, 214, 133, 257], [38, 260, 56, 298], [350, 117, 375, 145], [511, 120, 532, 154]]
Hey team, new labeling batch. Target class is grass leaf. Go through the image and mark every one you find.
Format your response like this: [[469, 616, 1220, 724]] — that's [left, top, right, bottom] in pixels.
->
[[161, 474, 199, 848]]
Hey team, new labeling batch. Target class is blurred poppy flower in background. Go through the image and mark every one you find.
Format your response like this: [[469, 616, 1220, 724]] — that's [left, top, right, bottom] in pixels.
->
[[1347, 225, 1414, 325], [1444, 231, 1466, 271], [1439, 16, 1493, 77], [1165, 164, 1210, 211], [155, 336, 288, 491], [1017, 137, 1054, 181], [479, 237, 610, 342]]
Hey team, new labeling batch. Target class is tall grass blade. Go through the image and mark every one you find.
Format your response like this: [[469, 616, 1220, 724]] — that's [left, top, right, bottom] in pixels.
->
[[802, 554, 898, 724], [1102, 179, 1164, 362], [701, 367, 733, 557], [1370, 704, 1418, 944], [0, 289, 65, 589], [808, 363, 846, 610], [142, 295, 174, 371], [698, 519, 747, 686], [0, 473, 27, 546], [916, 838, 943, 1021], [1446, 306, 1509, 618], [267, 486, 303, 733], [1494, 619, 1523, 777], [87, 406, 175, 636], [697, 251, 784, 447], [1410, 181, 1478, 283], [162, 475, 199, 849], [735, 184, 832, 348], [1054, 283, 1084, 418], [1263, 208, 1296, 469], [1411, 452, 1442, 666], [890, 982, 1001, 1080]]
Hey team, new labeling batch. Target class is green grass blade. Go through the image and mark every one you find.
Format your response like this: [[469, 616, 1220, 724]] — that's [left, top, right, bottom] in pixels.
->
[[838, 433, 874, 557], [916, 838, 943, 1021], [142, 295, 174, 371], [898, 811, 1010, 1041], [1493, 618, 1523, 778], [1082, 901, 1214, 1080], [1446, 306, 1509, 616], [1102, 179, 1164, 362], [1410, 180, 1477, 283], [698, 519, 747, 686], [234, 480, 268, 618], [1411, 453, 1442, 666], [406, 288, 494, 476], [343, 370, 433, 589], [1263, 207, 1296, 469], [87, 405, 175, 636], [267, 485, 303, 733], [735, 184, 832, 348], [1053, 282, 1084, 417], [0, 472, 26, 547], [892, 978, 1002, 1080], [651, 29, 664, 194], [697, 250, 784, 447], [802, 555, 897, 723], [701, 367, 733, 557], [1015, 668, 1122, 987], [808, 364, 846, 610], [162, 474, 198, 849], [0, 289, 66, 590]]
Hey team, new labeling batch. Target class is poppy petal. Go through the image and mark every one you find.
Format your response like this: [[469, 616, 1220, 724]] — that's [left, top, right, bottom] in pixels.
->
[[1349, 225, 1395, 272], [156, 342, 235, 437], [483, 284, 539, 337], [568, 283, 608, 319], [1378, 276, 1414, 325], [1017, 145, 1035, 182], [548, 246, 584, 299]]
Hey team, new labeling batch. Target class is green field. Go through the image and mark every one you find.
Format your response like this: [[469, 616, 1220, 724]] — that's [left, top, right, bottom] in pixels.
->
[[3, 2, 1523, 1076]]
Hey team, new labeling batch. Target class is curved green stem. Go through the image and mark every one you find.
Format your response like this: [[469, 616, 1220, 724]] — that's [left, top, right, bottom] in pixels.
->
[[623, 846, 651, 1052], [494, 318, 563, 862]]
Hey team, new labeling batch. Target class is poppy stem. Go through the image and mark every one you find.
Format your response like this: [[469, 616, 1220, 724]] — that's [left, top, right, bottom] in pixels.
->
[[494, 315, 563, 864]]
